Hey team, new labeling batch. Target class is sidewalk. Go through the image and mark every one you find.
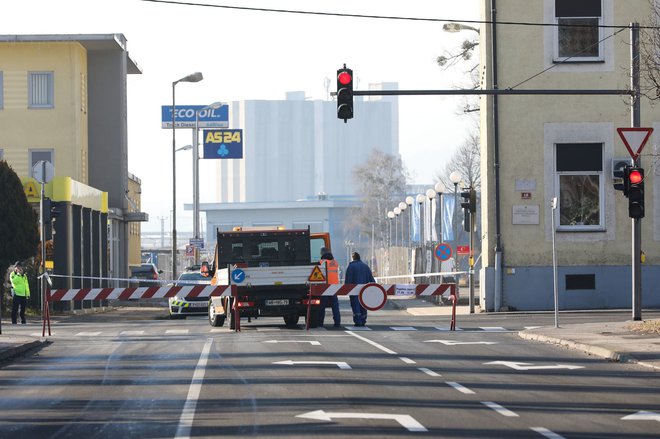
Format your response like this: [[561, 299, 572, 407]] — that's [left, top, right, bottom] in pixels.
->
[[0, 328, 50, 365]]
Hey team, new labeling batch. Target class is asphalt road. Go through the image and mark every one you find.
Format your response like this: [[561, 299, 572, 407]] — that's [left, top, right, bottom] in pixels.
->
[[0, 304, 658, 438]]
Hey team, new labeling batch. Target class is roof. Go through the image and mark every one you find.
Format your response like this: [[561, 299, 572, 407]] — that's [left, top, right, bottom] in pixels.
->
[[0, 33, 141, 74]]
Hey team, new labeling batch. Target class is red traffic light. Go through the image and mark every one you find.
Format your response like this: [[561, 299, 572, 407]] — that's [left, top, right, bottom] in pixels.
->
[[338, 71, 352, 85], [629, 170, 643, 184]]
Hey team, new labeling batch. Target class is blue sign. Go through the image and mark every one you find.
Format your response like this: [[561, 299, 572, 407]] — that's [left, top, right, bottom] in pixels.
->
[[434, 243, 453, 262], [161, 105, 229, 129], [231, 268, 246, 284], [203, 129, 243, 159]]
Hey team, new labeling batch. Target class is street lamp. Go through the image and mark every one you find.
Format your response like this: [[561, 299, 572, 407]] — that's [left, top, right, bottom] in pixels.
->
[[387, 211, 395, 247], [172, 71, 203, 281], [393, 207, 401, 247], [442, 22, 480, 34], [434, 182, 444, 241], [450, 171, 462, 244], [193, 101, 224, 264], [416, 194, 426, 245], [398, 201, 407, 246], [405, 196, 414, 248]]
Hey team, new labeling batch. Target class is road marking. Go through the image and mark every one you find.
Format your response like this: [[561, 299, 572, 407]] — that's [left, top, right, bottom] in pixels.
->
[[446, 381, 475, 395], [297, 410, 427, 432], [209, 328, 229, 333], [479, 326, 507, 332], [273, 360, 351, 369], [75, 331, 102, 336], [435, 326, 462, 331], [531, 427, 567, 439], [481, 401, 519, 417], [525, 326, 542, 330], [399, 357, 416, 364], [622, 410, 660, 422], [346, 330, 397, 354], [119, 330, 144, 336], [175, 338, 213, 439], [390, 326, 417, 331], [418, 367, 441, 377], [263, 340, 321, 346], [255, 327, 281, 331], [425, 340, 498, 346], [345, 326, 371, 331], [166, 329, 189, 335], [485, 361, 585, 371]]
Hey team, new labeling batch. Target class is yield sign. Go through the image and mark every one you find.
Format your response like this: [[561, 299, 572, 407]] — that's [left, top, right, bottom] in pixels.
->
[[617, 127, 653, 161]]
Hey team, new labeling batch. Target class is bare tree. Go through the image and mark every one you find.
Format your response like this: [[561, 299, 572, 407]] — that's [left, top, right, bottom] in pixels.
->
[[434, 131, 481, 191], [641, 0, 660, 100], [347, 150, 408, 249]]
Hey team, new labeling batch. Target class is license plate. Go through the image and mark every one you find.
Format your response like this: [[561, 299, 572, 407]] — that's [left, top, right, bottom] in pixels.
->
[[189, 302, 207, 308], [265, 299, 289, 306]]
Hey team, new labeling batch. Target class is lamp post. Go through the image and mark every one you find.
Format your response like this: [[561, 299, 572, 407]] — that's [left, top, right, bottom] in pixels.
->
[[426, 188, 437, 243], [194, 101, 223, 264], [387, 211, 395, 248], [405, 196, 414, 247], [393, 207, 401, 247], [449, 171, 462, 244], [172, 72, 203, 281], [434, 182, 444, 242], [416, 194, 426, 245], [398, 201, 407, 246]]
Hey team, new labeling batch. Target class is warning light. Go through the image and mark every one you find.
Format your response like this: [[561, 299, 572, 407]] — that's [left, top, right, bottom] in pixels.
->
[[338, 71, 352, 85], [629, 169, 643, 184]]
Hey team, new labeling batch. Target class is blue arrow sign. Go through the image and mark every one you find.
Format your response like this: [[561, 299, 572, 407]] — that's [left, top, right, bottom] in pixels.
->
[[231, 268, 246, 284]]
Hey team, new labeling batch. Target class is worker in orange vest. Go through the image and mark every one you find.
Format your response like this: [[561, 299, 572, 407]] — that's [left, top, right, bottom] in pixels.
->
[[318, 247, 341, 327]]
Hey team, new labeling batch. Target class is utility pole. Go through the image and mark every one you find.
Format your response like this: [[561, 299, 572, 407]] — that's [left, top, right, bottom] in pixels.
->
[[631, 22, 642, 321]]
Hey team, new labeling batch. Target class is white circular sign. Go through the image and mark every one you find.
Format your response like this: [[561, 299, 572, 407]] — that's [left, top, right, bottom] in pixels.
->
[[32, 160, 54, 184], [358, 283, 387, 311]]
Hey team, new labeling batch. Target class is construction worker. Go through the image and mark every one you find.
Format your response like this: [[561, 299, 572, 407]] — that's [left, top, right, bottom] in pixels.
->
[[345, 252, 374, 326], [10, 261, 30, 324], [318, 247, 341, 327]]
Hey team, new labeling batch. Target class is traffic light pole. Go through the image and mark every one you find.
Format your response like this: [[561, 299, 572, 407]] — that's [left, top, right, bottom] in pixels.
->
[[631, 23, 642, 321]]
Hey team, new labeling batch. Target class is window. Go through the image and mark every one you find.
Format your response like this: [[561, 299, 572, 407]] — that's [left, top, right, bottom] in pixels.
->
[[29, 149, 54, 172], [555, 0, 602, 60], [555, 143, 603, 230], [28, 71, 54, 108]]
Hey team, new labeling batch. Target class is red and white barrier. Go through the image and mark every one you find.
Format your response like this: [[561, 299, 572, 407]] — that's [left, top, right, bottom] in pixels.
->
[[310, 283, 456, 298], [48, 285, 235, 302]]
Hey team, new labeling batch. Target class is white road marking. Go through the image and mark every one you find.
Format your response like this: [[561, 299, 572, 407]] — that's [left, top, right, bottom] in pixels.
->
[[531, 427, 567, 438], [482, 401, 519, 417], [446, 381, 475, 394], [479, 326, 507, 332], [166, 329, 189, 335], [434, 326, 462, 331], [297, 410, 427, 432], [425, 340, 498, 345], [399, 357, 416, 364], [390, 326, 417, 331], [525, 326, 542, 330], [345, 326, 372, 331], [418, 367, 441, 377], [346, 331, 396, 354], [485, 361, 585, 371], [119, 330, 144, 336], [175, 338, 213, 439], [75, 331, 102, 336], [209, 328, 229, 333], [273, 360, 351, 369], [622, 410, 660, 422], [263, 340, 321, 346], [255, 327, 281, 331]]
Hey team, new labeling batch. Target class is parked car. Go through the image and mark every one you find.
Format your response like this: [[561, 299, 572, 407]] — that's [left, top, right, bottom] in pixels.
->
[[130, 263, 163, 287], [168, 270, 211, 319]]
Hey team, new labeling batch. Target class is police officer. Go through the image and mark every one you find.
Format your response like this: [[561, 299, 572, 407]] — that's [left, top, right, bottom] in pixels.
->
[[344, 252, 374, 326], [318, 247, 341, 327], [10, 261, 30, 324]]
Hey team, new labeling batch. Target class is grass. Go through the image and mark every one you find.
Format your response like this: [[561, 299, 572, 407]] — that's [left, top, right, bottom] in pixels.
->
[[629, 320, 660, 335]]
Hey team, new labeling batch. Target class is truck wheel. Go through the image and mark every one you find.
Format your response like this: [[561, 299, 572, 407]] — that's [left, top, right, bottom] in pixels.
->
[[307, 309, 320, 328], [208, 301, 226, 327], [283, 314, 300, 328]]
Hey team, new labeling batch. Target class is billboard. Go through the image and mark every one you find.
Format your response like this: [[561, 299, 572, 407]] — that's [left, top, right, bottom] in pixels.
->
[[161, 105, 229, 128]]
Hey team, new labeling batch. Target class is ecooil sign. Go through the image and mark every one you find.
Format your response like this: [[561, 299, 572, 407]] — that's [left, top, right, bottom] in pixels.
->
[[161, 105, 229, 129]]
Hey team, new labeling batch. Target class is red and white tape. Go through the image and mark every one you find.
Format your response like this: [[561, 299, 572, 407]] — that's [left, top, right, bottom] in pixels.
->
[[311, 283, 456, 297], [48, 285, 235, 302]]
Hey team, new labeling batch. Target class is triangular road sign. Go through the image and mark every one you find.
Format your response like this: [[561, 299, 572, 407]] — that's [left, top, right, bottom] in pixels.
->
[[617, 127, 653, 161], [308, 265, 326, 282]]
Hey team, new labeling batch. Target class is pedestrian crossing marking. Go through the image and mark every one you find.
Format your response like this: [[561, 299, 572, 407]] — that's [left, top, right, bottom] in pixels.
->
[[390, 326, 417, 331], [75, 331, 102, 336], [479, 327, 507, 332], [165, 329, 189, 335], [345, 326, 371, 331], [119, 330, 144, 336]]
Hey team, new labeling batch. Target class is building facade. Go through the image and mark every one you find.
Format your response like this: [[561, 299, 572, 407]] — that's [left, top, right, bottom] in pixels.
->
[[479, 0, 660, 310], [0, 34, 144, 290]]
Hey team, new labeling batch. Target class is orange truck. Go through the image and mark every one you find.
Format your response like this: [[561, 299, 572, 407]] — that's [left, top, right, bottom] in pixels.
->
[[207, 227, 331, 329]]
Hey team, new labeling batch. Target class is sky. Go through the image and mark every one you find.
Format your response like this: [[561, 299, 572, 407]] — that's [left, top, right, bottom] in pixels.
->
[[3, 0, 480, 232]]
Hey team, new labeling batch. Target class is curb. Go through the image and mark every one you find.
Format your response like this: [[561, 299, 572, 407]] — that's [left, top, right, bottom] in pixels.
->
[[0, 339, 50, 365], [518, 331, 660, 371]]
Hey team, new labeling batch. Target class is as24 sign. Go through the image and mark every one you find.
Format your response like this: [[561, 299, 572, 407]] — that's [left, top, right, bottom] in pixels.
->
[[203, 129, 243, 159]]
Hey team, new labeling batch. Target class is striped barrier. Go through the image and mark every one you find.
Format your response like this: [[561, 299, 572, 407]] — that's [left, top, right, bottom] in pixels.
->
[[310, 283, 456, 298], [47, 285, 235, 302]]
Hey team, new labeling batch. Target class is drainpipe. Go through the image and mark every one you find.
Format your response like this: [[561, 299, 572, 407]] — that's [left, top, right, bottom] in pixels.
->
[[491, 0, 504, 312]]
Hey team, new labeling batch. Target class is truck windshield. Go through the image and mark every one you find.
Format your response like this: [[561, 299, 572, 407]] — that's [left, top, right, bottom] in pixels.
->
[[217, 232, 311, 267]]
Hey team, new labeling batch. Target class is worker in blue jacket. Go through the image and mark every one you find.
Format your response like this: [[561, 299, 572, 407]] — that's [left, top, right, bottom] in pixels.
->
[[344, 252, 375, 326]]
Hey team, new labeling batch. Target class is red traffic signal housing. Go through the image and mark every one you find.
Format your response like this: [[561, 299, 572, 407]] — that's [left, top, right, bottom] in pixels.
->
[[336, 64, 354, 122], [627, 167, 644, 219]]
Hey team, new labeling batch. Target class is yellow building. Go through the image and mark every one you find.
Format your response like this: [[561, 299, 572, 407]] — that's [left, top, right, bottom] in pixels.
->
[[478, 0, 660, 310], [0, 34, 144, 297]]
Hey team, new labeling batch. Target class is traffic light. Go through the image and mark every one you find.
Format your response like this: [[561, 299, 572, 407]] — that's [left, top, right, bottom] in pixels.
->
[[627, 167, 644, 219], [42, 198, 62, 224], [336, 64, 354, 123], [460, 187, 476, 232]]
